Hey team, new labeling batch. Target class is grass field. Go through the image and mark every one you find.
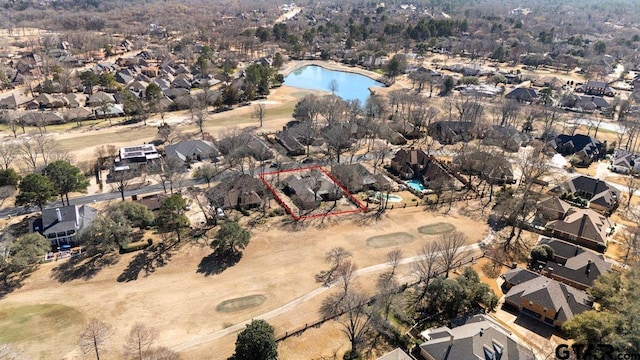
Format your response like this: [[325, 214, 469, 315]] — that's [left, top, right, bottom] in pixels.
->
[[366, 232, 415, 248], [417, 222, 456, 235], [216, 294, 267, 313], [0, 303, 85, 359]]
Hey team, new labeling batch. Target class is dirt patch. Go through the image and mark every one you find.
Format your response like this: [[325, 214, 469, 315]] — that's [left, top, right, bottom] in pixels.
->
[[417, 222, 456, 235], [366, 232, 415, 248], [0, 303, 85, 359], [216, 295, 267, 313]]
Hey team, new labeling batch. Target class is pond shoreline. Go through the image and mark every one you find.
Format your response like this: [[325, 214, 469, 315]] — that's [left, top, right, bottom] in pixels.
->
[[280, 60, 384, 82]]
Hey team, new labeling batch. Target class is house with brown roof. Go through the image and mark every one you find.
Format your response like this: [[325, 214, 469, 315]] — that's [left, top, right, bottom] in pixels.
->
[[576, 80, 614, 97], [545, 208, 612, 252], [535, 237, 612, 290], [535, 197, 572, 223], [206, 174, 266, 210], [391, 148, 461, 190], [549, 175, 619, 214], [503, 269, 592, 327], [331, 163, 392, 193], [452, 151, 516, 184]]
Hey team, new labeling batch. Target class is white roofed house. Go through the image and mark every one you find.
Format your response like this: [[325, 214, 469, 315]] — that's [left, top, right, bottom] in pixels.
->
[[107, 144, 161, 182], [30, 205, 98, 249]]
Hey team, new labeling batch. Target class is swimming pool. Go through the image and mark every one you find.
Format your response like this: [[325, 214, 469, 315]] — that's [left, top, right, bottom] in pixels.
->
[[374, 192, 403, 203], [406, 179, 427, 192]]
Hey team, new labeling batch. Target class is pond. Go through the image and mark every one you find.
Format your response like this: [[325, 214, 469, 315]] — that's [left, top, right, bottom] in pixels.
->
[[284, 65, 385, 104]]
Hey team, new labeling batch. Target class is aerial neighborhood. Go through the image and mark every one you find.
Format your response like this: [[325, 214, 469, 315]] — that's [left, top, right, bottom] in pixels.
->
[[1, 0, 640, 359]]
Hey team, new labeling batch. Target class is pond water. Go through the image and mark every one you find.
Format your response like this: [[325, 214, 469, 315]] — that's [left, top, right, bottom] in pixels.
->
[[284, 65, 385, 104]]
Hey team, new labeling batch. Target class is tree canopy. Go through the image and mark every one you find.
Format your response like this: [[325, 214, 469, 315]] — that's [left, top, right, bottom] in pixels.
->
[[563, 266, 640, 357], [157, 194, 190, 241], [5, 233, 49, 273], [233, 319, 278, 360], [213, 221, 251, 255], [106, 201, 155, 229], [16, 173, 57, 211], [0, 168, 20, 188], [44, 160, 90, 205]]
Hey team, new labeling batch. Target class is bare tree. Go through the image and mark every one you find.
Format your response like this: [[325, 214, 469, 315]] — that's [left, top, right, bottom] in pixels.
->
[[17, 137, 40, 172], [316, 246, 353, 285], [626, 176, 639, 209], [79, 318, 111, 360], [0, 110, 19, 138], [376, 249, 402, 319], [320, 289, 372, 358], [411, 241, 442, 306], [334, 259, 358, 294], [149, 157, 187, 194], [328, 79, 339, 95], [0, 143, 18, 169], [253, 103, 266, 127], [123, 322, 158, 360], [437, 231, 469, 278], [110, 170, 136, 201]]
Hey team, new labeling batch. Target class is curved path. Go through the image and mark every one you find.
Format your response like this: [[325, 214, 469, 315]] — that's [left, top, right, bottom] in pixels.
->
[[171, 239, 488, 352]]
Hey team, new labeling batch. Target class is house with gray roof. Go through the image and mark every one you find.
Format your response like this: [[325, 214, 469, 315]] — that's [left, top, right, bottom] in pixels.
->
[[376, 348, 413, 360], [283, 172, 341, 210], [535, 237, 612, 289], [505, 87, 538, 102], [576, 80, 614, 97], [503, 271, 592, 327], [549, 175, 619, 214], [165, 139, 219, 163], [0, 92, 32, 109], [419, 314, 535, 360], [30, 205, 98, 248], [549, 134, 603, 167]]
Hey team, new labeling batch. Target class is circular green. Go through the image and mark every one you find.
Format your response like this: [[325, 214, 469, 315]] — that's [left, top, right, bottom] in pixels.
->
[[216, 295, 267, 313], [366, 232, 415, 248], [418, 222, 456, 235]]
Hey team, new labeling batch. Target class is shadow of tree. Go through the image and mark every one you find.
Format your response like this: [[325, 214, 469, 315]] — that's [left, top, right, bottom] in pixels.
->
[[51, 253, 120, 283], [196, 250, 242, 276], [117, 241, 181, 282], [0, 270, 31, 300]]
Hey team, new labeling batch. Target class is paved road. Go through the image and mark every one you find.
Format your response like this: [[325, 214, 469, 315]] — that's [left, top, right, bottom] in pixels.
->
[[170, 240, 487, 353]]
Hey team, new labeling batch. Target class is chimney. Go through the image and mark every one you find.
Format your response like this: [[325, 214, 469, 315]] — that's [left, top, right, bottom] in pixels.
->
[[479, 328, 484, 336], [586, 259, 592, 275], [56, 208, 62, 222], [574, 246, 579, 256]]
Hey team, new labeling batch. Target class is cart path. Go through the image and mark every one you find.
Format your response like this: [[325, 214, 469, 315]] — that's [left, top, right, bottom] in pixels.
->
[[171, 240, 487, 352]]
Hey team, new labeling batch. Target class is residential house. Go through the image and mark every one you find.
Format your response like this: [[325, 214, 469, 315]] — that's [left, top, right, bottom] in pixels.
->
[[94, 103, 125, 118], [35, 93, 68, 109], [136, 193, 169, 212], [452, 152, 516, 184], [535, 196, 572, 223], [575, 96, 610, 113], [610, 148, 640, 174], [503, 270, 592, 327], [550, 134, 603, 167], [87, 91, 116, 106], [391, 148, 461, 190], [576, 80, 615, 97], [427, 121, 477, 145], [419, 314, 535, 360], [331, 163, 391, 193], [164, 139, 219, 163], [549, 175, 619, 214], [283, 173, 341, 210], [30, 205, 98, 248], [376, 348, 413, 360], [206, 173, 266, 209], [501, 267, 541, 291], [62, 107, 94, 123], [218, 133, 273, 162], [455, 84, 503, 97], [64, 93, 86, 108], [0, 92, 32, 109], [481, 126, 531, 152], [275, 121, 323, 156], [505, 87, 538, 102], [546, 207, 612, 251], [535, 237, 612, 289]]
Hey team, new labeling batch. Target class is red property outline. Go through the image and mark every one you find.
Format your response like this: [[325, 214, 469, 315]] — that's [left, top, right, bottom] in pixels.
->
[[258, 165, 367, 221]]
